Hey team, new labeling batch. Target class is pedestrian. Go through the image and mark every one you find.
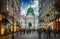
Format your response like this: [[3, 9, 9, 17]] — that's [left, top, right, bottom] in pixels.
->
[[23, 29, 25, 34], [58, 28, 60, 37], [37, 28, 42, 39], [47, 27, 51, 38], [43, 28, 47, 39], [43, 28, 47, 33], [20, 29, 22, 34], [53, 28, 57, 37]]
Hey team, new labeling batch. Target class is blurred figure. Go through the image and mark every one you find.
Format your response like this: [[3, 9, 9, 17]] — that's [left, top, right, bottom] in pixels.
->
[[26, 29, 31, 34], [20, 29, 22, 34], [22, 29, 25, 34], [20, 28, 26, 34], [47, 27, 51, 38], [53, 28, 57, 37], [43, 28, 47, 39], [58, 28, 60, 37], [37, 28, 42, 39], [43, 28, 47, 33]]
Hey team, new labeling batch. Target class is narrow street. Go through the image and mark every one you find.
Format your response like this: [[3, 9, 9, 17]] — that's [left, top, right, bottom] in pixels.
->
[[15, 32, 38, 39], [0, 32, 60, 39], [13, 32, 60, 39], [0, 0, 60, 39]]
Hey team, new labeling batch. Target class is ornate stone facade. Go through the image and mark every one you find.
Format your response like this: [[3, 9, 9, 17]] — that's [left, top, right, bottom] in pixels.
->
[[20, 7, 38, 29]]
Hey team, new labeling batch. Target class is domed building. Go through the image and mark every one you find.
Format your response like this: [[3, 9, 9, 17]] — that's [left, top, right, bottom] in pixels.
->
[[26, 6, 35, 16], [20, 7, 38, 29]]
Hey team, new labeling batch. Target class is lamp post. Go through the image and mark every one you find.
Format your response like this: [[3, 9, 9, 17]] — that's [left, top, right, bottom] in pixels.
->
[[11, 1, 14, 39]]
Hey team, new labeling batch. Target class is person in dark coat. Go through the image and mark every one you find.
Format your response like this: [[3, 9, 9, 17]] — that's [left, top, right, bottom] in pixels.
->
[[58, 28, 60, 37], [37, 28, 42, 39], [54, 28, 57, 37], [47, 27, 51, 38]]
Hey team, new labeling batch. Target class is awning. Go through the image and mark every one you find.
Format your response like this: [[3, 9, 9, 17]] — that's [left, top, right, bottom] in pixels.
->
[[0, 11, 13, 24], [47, 22, 54, 26], [0, 18, 9, 24]]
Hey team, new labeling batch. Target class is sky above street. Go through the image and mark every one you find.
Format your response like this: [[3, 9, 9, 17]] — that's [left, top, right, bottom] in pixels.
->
[[21, 0, 39, 16]]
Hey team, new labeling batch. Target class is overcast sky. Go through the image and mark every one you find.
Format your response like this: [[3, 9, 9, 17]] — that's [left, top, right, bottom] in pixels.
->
[[20, 0, 39, 16]]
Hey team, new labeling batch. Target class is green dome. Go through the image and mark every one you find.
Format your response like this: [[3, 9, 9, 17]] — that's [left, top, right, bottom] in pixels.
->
[[26, 7, 35, 16], [27, 7, 34, 12]]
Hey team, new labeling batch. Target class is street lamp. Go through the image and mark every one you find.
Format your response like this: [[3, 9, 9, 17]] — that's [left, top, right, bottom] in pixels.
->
[[11, 1, 14, 39]]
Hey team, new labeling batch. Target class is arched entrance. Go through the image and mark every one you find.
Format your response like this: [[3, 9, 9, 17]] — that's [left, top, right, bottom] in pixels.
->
[[28, 23, 32, 28]]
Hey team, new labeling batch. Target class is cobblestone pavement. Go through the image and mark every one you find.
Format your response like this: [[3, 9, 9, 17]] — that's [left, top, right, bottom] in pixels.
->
[[0, 32, 60, 39]]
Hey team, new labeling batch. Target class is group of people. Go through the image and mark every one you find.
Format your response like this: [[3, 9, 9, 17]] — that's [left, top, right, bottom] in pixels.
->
[[20, 29, 35, 34], [37, 27, 60, 39]]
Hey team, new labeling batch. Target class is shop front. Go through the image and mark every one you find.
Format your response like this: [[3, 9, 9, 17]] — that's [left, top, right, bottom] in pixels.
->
[[0, 13, 13, 36], [47, 22, 57, 31], [8, 23, 21, 33], [0, 15, 9, 36], [0, 14, 4, 36], [55, 18, 60, 30], [47, 18, 60, 32]]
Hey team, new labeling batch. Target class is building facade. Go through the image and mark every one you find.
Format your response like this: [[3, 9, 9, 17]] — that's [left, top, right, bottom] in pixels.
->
[[20, 7, 38, 29], [38, 0, 59, 30], [0, 0, 20, 36]]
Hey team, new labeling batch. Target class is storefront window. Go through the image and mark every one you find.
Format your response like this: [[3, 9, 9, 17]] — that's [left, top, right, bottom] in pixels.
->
[[10, 25, 17, 32], [59, 18, 60, 21], [56, 18, 60, 22], [56, 19, 58, 22], [1, 24, 5, 35], [1, 27, 5, 35]]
